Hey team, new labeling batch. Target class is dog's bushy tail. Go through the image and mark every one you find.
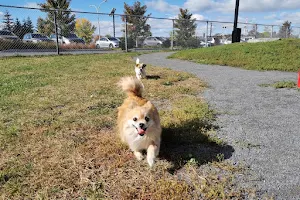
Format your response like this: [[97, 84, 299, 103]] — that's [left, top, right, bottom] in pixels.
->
[[118, 76, 143, 97]]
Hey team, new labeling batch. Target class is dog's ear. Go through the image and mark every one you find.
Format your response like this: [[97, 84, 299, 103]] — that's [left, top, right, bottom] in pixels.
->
[[136, 58, 140, 64], [142, 64, 146, 68], [144, 101, 153, 109]]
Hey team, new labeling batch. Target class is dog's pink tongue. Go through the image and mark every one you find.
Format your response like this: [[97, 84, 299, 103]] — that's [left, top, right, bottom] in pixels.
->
[[138, 128, 146, 135]]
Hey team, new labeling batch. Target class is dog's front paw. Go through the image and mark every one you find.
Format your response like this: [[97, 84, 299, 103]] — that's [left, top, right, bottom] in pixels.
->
[[147, 156, 155, 167], [134, 151, 144, 161]]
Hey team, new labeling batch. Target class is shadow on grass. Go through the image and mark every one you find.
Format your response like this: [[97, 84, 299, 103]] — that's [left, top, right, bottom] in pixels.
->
[[160, 119, 234, 174], [146, 75, 161, 80]]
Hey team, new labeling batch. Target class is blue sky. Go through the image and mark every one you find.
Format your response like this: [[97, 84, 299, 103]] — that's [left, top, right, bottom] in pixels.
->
[[1, 0, 300, 37]]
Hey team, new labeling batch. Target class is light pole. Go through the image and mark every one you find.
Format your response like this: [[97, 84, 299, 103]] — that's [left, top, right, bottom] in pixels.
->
[[90, 0, 108, 40], [232, 0, 241, 43]]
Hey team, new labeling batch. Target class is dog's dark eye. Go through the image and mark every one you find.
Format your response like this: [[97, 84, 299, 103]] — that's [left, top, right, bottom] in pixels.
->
[[133, 117, 137, 121], [145, 116, 150, 122]]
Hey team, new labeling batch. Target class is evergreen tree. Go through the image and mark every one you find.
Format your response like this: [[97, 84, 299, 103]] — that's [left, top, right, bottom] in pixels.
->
[[25, 17, 34, 33], [122, 1, 151, 47], [22, 17, 34, 34], [2, 10, 14, 31], [174, 8, 197, 47], [38, 0, 76, 36], [279, 21, 292, 38], [12, 18, 23, 38]]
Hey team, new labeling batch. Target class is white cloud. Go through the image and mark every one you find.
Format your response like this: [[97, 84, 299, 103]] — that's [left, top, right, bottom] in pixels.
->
[[264, 14, 277, 20], [183, 0, 300, 13], [239, 0, 300, 12], [192, 14, 205, 20], [145, 0, 180, 13], [274, 12, 300, 25], [24, 2, 40, 9]]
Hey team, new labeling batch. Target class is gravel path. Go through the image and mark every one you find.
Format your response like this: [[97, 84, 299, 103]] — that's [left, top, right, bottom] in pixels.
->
[[139, 52, 300, 199]]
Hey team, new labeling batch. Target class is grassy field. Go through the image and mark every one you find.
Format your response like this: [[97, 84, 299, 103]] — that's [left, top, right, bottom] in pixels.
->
[[170, 39, 300, 72], [0, 54, 255, 199]]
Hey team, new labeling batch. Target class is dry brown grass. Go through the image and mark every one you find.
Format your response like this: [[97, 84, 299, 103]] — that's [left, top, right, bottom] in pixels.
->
[[60, 43, 96, 49], [0, 53, 257, 199]]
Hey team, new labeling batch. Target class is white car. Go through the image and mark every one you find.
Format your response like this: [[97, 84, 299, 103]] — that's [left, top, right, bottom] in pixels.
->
[[95, 37, 119, 49]]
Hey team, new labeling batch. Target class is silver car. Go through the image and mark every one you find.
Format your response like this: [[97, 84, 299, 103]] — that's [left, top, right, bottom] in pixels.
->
[[23, 33, 53, 43], [95, 37, 119, 49], [143, 37, 163, 47], [0, 30, 20, 41]]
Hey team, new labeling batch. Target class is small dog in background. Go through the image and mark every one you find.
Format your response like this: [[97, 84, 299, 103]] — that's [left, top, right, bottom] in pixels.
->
[[117, 77, 161, 167], [135, 58, 146, 80]]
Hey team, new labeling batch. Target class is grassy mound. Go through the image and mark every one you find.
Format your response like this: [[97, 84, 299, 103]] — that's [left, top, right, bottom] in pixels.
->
[[170, 39, 300, 72]]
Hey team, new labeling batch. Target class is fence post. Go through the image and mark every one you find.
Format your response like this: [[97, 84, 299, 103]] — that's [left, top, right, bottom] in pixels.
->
[[125, 15, 128, 52], [271, 25, 273, 38], [255, 24, 257, 38], [171, 19, 174, 50], [205, 21, 208, 47], [113, 13, 115, 37], [54, 11, 60, 55]]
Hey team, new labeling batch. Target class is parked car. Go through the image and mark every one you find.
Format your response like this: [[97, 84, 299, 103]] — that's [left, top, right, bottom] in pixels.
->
[[199, 41, 212, 47], [62, 34, 85, 44], [95, 37, 119, 49], [49, 33, 84, 44], [49, 34, 64, 44], [0, 30, 20, 41], [23, 33, 53, 43], [143, 37, 163, 47]]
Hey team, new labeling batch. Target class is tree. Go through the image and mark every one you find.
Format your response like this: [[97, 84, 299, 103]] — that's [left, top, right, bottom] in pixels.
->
[[261, 26, 271, 38], [12, 18, 23, 38], [279, 21, 292, 38], [12, 17, 34, 39], [174, 8, 197, 47], [122, 1, 151, 47], [2, 10, 14, 31], [22, 17, 34, 33], [38, 0, 76, 36], [248, 24, 258, 38], [75, 18, 96, 43]]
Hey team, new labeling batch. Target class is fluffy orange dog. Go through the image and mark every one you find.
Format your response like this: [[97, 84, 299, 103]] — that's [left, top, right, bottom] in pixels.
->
[[117, 77, 162, 167]]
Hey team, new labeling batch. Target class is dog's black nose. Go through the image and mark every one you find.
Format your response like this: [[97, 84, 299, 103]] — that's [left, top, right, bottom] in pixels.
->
[[139, 123, 144, 128]]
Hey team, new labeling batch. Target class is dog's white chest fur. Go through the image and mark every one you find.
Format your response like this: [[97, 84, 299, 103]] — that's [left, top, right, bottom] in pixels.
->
[[123, 125, 152, 151]]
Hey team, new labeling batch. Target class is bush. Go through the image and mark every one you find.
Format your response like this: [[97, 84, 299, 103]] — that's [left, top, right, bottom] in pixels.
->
[[177, 37, 201, 48], [162, 39, 171, 48], [60, 43, 96, 49], [0, 39, 56, 51], [119, 37, 135, 50]]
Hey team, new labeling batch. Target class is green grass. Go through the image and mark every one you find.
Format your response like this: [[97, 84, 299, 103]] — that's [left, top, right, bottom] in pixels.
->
[[259, 80, 297, 88], [0, 54, 256, 199], [170, 38, 300, 72]]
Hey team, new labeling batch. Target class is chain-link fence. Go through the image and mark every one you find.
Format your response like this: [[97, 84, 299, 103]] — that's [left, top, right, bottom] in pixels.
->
[[1, 4, 300, 56]]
